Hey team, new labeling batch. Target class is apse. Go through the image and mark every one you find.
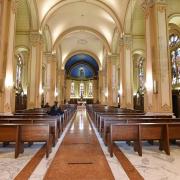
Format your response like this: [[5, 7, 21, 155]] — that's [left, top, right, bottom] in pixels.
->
[[65, 54, 99, 79]]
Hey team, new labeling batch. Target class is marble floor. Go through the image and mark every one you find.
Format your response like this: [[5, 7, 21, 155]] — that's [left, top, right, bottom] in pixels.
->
[[0, 143, 43, 180], [116, 141, 180, 180]]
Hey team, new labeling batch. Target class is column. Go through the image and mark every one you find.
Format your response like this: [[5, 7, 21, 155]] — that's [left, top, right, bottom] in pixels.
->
[[142, 0, 172, 113], [107, 54, 119, 106], [98, 70, 103, 103], [0, 0, 16, 113], [119, 35, 134, 109], [27, 32, 43, 109], [45, 53, 57, 106], [60, 69, 65, 104], [93, 80, 98, 103]]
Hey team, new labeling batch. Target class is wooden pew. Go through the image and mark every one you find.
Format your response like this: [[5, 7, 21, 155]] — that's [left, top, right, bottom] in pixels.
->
[[0, 115, 63, 138], [109, 122, 180, 157], [102, 117, 178, 145], [0, 124, 52, 158], [0, 119, 57, 146], [20, 124, 52, 158], [0, 124, 20, 158], [95, 112, 145, 129], [99, 115, 173, 134]]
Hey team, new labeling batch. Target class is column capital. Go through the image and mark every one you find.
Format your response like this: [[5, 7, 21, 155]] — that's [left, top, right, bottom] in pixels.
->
[[30, 32, 43, 46], [107, 54, 119, 64], [119, 34, 132, 48], [141, 0, 167, 10]]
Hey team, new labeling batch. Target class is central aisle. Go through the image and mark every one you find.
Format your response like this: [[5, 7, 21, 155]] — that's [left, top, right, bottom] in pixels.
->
[[44, 110, 114, 180]]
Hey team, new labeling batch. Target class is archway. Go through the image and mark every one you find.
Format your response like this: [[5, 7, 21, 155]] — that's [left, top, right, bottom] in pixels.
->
[[132, 51, 145, 111], [168, 16, 180, 117]]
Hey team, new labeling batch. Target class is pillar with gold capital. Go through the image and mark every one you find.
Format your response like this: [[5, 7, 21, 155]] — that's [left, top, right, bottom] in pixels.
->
[[142, 0, 172, 114], [27, 32, 43, 109], [0, 0, 16, 113], [45, 54, 57, 106], [119, 35, 134, 109]]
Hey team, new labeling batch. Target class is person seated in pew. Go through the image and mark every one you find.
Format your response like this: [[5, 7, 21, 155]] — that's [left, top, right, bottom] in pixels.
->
[[48, 101, 63, 116], [44, 102, 50, 108], [58, 105, 64, 115]]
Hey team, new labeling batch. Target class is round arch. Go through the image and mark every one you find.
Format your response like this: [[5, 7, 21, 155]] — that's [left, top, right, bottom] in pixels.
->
[[43, 25, 53, 52], [40, 0, 122, 33], [15, 46, 30, 54], [26, 0, 39, 30], [62, 50, 102, 70], [53, 26, 111, 52], [123, 0, 137, 34], [168, 13, 180, 26], [132, 49, 145, 57]]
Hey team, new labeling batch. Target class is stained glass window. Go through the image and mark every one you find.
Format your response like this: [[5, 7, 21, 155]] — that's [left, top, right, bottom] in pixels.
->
[[16, 54, 23, 94], [79, 83, 84, 97], [71, 82, 75, 97], [136, 57, 144, 95], [88, 82, 93, 97], [169, 34, 180, 86]]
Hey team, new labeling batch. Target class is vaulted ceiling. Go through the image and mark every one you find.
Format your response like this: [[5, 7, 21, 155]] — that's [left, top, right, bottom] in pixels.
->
[[34, 0, 132, 67]]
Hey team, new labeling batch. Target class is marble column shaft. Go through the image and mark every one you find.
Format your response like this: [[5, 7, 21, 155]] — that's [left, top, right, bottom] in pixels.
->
[[143, 0, 172, 113], [27, 32, 43, 109], [0, 0, 16, 113], [119, 35, 134, 109], [46, 54, 57, 106]]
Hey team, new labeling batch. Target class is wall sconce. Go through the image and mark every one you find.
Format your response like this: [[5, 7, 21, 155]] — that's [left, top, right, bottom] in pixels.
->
[[54, 90, 58, 97], [5, 75, 14, 89], [40, 89, 44, 95], [105, 91, 108, 98], [153, 80, 158, 94]]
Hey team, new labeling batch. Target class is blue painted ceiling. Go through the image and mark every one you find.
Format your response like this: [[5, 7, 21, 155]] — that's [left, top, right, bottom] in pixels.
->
[[65, 54, 99, 79]]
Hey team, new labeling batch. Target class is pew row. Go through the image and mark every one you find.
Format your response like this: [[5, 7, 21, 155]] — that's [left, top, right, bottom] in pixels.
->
[[109, 122, 180, 157], [0, 124, 52, 158]]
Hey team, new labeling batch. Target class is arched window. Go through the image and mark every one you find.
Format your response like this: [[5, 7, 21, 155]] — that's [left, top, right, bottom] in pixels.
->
[[71, 81, 75, 97], [79, 83, 84, 97], [136, 57, 145, 95], [16, 54, 23, 94], [88, 82, 93, 97], [169, 34, 180, 86]]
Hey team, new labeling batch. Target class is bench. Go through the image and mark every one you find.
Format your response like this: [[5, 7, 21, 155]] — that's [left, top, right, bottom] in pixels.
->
[[0, 115, 63, 138], [99, 115, 173, 133], [102, 117, 178, 145], [109, 122, 180, 157], [0, 124, 52, 158], [0, 124, 20, 158], [0, 119, 58, 146]]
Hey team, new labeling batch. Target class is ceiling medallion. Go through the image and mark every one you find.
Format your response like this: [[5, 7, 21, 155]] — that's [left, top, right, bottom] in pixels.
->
[[77, 39, 88, 45]]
